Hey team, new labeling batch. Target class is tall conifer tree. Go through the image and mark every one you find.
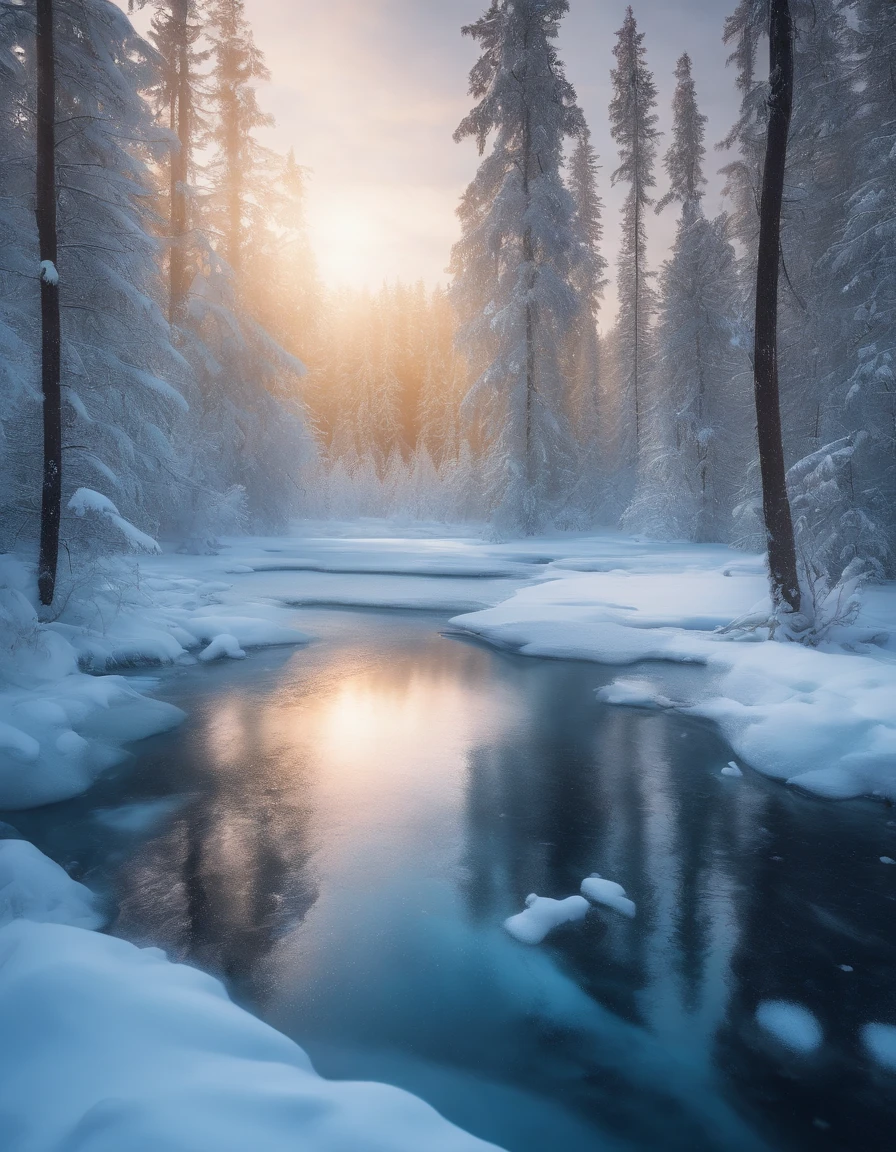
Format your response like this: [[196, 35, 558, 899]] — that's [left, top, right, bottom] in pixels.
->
[[450, 0, 584, 535], [626, 55, 749, 543], [608, 7, 660, 482]]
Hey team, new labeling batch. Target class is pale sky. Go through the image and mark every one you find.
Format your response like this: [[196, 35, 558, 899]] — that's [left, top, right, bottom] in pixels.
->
[[127, 0, 743, 324]]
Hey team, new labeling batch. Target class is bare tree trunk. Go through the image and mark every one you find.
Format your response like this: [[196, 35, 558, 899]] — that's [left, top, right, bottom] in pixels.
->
[[753, 0, 801, 615], [169, 0, 191, 326], [36, 0, 61, 607], [521, 17, 536, 535]]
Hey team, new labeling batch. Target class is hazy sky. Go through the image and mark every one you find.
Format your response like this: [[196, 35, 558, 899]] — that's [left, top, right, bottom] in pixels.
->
[[129, 1, 743, 322]]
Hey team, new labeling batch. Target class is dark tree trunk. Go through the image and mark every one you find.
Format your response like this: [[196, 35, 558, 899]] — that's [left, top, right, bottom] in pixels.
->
[[753, 0, 801, 615], [36, 0, 61, 607], [169, 0, 191, 326]]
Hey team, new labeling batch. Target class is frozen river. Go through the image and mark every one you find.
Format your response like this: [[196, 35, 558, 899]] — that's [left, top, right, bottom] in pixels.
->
[[8, 606, 896, 1151]]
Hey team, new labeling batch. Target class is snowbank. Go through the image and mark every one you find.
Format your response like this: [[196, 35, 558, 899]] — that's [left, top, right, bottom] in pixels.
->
[[0, 839, 104, 929], [451, 536, 896, 803], [0, 920, 502, 1152], [0, 547, 317, 809]]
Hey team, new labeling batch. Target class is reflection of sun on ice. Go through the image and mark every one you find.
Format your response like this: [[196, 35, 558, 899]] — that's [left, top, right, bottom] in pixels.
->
[[289, 670, 485, 830]]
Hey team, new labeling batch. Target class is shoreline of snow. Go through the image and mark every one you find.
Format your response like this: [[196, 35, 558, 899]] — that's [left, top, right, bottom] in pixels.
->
[[442, 535, 896, 804], [0, 841, 502, 1152], [0, 549, 314, 811]]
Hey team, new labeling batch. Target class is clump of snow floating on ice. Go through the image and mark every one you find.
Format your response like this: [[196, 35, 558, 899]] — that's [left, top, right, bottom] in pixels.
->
[[0, 840, 103, 930], [721, 762, 743, 778], [756, 1001, 823, 1053], [580, 875, 636, 918], [596, 679, 672, 709], [503, 893, 589, 945], [861, 1023, 896, 1071], [199, 634, 246, 662], [0, 920, 501, 1152], [879, 856, 895, 865]]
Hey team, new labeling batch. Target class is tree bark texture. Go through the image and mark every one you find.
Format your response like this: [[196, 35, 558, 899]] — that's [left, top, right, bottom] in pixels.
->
[[36, 0, 61, 607], [753, 0, 801, 614]]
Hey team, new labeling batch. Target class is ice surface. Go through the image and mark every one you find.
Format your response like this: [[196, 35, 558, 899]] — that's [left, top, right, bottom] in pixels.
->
[[755, 1001, 823, 1053], [503, 893, 590, 945], [861, 1023, 896, 1071], [199, 634, 247, 662], [0, 921, 502, 1152], [596, 679, 672, 709], [0, 841, 103, 930], [580, 875, 636, 918]]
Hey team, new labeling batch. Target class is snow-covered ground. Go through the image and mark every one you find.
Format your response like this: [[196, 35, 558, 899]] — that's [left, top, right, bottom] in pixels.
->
[[3, 521, 896, 1151]]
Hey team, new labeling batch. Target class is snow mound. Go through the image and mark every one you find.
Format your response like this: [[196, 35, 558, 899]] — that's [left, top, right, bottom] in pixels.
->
[[755, 1001, 823, 1053], [0, 921, 502, 1152], [0, 841, 103, 930], [861, 1023, 896, 1072], [0, 674, 185, 810], [181, 614, 309, 650], [580, 875, 636, 918], [199, 634, 247, 662], [596, 679, 672, 709], [721, 762, 743, 778], [503, 893, 589, 945]]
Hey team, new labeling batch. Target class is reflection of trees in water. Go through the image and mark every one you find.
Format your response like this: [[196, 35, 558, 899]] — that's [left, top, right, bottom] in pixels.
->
[[111, 693, 318, 1005], [461, 661, 776, 1147]]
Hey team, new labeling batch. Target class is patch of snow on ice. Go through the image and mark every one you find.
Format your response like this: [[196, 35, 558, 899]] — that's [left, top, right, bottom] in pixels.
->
[[756, 1001, 823, 1053], [580, 875, 636, 918], [199, 634, 246, 662], [503, 893, 589, 945], [39, 259, 58, 285], [861, 1023, 896, 1071], [596, 679, 672, 709], [879, 856, 895, 865], [721, 763, 743, 778]]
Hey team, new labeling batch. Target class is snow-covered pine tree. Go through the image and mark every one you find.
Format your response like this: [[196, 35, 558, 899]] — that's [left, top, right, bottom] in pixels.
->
[[139, 0, 313, 545], [450, 0, 584, 536], [608, 6, 660, 503], [206, 0, 272, 283], [0, 0, 189, 604], [827, 0, 896, 575], [625, 54, 750, 543], [564, 122, 608, 524], [131, 0, 208, 327]]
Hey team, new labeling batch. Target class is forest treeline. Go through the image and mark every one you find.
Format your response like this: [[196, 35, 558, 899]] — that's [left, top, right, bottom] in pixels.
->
[[0, 1, 893, 629]]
